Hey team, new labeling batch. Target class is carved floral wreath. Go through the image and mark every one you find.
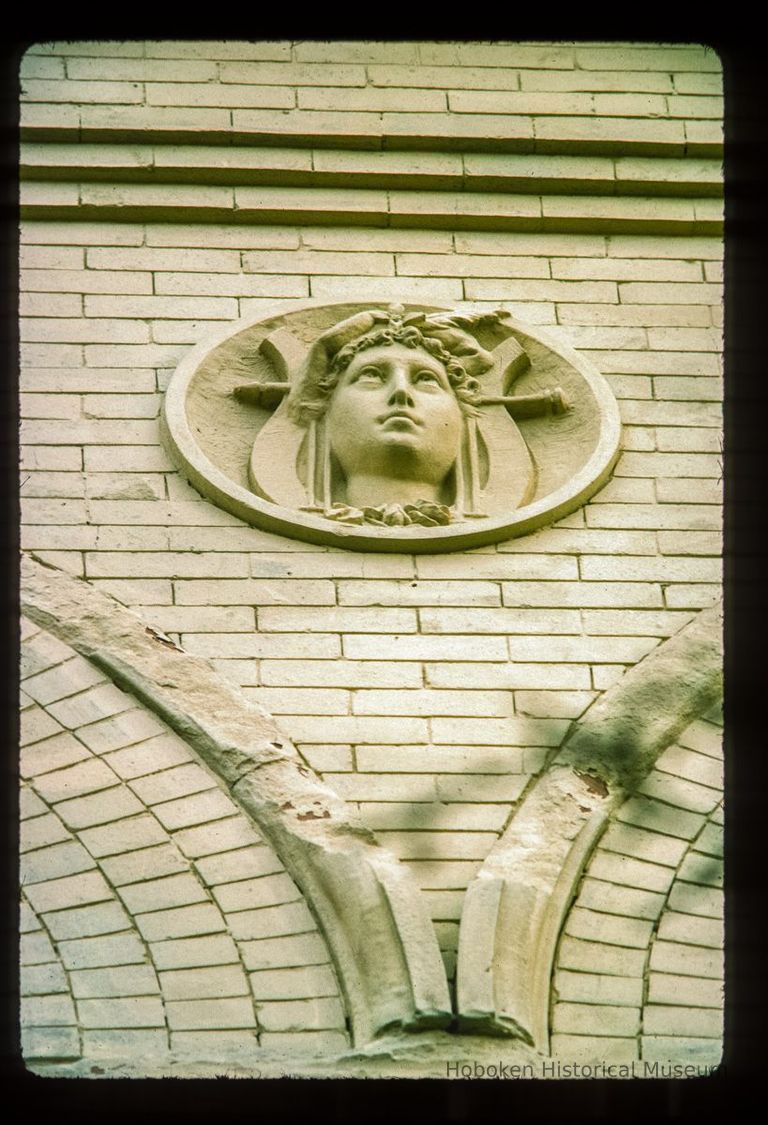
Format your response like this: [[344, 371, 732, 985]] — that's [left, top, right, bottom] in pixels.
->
[[324, 499, 453, 527]]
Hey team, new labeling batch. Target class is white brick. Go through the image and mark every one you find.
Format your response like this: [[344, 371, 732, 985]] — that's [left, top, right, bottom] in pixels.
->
[[256, 998, 344, 1031], [638, 773, 721, 815], [194, 846, 285, 885], [227, 901, 317, 941], [552, 1002, 640, 1037], [32, 758, 118, 804], [642, 1005, 722, 1038], [588, 851, 675, 894], [352, 689, 514, 717], [128, 763, 217, 807], [150, 935, 240, 970], [616, 797, 705, 840], [70, 964, 160, 998], [212, 873, 301, 913], [21, 840, 96, 885], [77, 998, 166, 1029], [45, 682, 134, 730], [174, 578, 335, 605], [647, 973, 723, 1008], [640, 1037, 722, 1066], [601, 822, 689, 867], [565, 908, 654, 949], [578, 879, 665, 920], [550, 1034, 637, 1063], [82, 1029, 168, 1057], [243, 687, 349, 715], [21, 962, 70, 995], [152, 788, 237, 831], [135, 903, 227, 942], [55, 786, 145, 830], [21, 787, 48, 819], [649, 940, 722, 979], [260, 660, 422, 689], [164, 997, 256, 1030], [159, 965, 250, 1000], [668, 883, 722, 918], [656, 912, 723, 948], [173, 815, 262, 859], [362, 744, 524, 773], [258, 606, 416, 633], [677, 720, 723, 758], [21, 995, 77, 1027], [554, 970, 643, 1007], [104, 733, 193, 780], [78, 813, 169, 857], [20, 813, 73, 854], [26, 870, 114, 915], [57, 932, 148, 970], [119, 873, 210, 915], [298, 745, 354, 772], [416, 554, 578, 580], [248, 965, 339, 1000], [21, 930, 57, 965], [74, 708, 167, 755], [655, 745, 723, 789], [20, 732, 92, 779], [343, 635, 508, 661], [431, 716, 567, 746], [282, 715, 428, 744], [422, 661, 593, 688], [405, 859, 483, 888], [42, 900, 130, 941], [100, 843, 190, 887], [240, 933, 330, 971], [182, 633, 340, 659]]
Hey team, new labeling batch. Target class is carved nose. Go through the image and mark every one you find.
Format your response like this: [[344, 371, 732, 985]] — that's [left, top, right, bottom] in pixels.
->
[[388, 370, 414, 406]]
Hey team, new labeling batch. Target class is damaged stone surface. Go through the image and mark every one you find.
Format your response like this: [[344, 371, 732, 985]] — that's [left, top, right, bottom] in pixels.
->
[[457, 603, 722, 1051], [559, 601, 723, 792], [20, 553, 452, 1046]]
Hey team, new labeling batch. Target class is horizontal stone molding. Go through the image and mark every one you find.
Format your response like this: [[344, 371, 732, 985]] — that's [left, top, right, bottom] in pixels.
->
[[19, 117, 722, 160], [20, 553, 452, 1046], [20, 183, 723, 237], [456, 601, 722, 1049], [19, 145, 723, 199]]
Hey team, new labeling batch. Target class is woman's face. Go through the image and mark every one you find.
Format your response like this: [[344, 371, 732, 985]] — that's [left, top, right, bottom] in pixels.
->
[[326, 343, 463, 486]]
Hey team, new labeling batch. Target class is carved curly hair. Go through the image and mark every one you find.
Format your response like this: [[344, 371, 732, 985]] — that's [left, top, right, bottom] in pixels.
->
[[291, 323, 482, 424]]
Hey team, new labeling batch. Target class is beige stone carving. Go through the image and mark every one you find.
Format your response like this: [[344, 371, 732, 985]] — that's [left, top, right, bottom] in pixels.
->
[[162, 300, 621, 551]]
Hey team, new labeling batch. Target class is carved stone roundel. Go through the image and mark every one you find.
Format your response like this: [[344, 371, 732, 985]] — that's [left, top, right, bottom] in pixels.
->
[[162, 299, 621, 553]]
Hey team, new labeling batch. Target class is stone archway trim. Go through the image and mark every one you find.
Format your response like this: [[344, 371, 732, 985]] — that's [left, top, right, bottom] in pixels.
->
[[20, 553, 452, 1047], [456, 601, 722, 1050]]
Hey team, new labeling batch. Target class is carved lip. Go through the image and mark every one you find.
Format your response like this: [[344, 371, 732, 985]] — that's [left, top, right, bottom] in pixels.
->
[[378, 409, 423, 428]]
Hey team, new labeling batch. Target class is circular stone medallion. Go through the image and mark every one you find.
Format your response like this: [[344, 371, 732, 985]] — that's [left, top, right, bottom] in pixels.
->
[[162, 300, 621, 553]]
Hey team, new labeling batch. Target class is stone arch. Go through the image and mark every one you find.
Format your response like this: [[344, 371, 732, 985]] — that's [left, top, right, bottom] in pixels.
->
[[20, 612, 349, 1066], [550, 708, 723, 1064], [456, 602, 722, 1052], [20, 555, 451, 1055]]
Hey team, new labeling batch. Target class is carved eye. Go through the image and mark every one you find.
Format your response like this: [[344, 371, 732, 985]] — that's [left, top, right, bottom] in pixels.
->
[[355, 366, 385, 383], [415, 369, 440, 385]]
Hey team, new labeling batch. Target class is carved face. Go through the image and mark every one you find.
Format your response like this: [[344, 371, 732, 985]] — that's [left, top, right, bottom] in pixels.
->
[[326, 343, 464, 489]]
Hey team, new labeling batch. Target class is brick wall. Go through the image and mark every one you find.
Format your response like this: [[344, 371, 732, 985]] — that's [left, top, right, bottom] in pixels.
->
[[20, 616, 348, 1064], [19, 39, 723, 1075]]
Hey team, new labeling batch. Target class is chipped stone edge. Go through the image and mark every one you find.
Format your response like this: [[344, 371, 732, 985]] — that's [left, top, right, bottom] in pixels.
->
[[457, 601, 723, 1050], [20, 553, 452, 1046]]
